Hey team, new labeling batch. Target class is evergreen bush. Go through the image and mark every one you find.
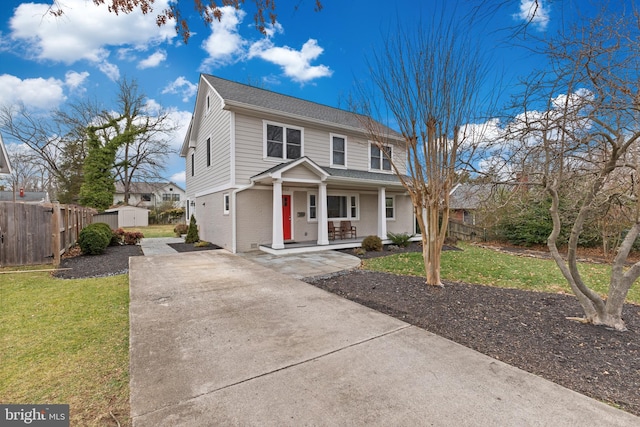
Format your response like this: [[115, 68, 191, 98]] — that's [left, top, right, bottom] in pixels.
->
[[362, 235, 383, 252], [78, 223, 111, 255], [185, 215, 200, 244]]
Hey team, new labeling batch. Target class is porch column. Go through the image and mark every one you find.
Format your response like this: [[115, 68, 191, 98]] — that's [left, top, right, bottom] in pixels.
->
[[377, 186, 387, 239], [272, 179, 284, 249], [317, 182, 329, 245]]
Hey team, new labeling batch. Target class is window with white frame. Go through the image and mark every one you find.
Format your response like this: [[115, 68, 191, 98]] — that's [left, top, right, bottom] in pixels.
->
[[385, 196, 395, 219], [370, 143, 392, 171], [326, 194, 359, 220], [191, 153, 195, 177], [330, 134, 346, 167], [265, 122, 303, 160], [308, 193, 317, 220], [223, 193, 230, 215]]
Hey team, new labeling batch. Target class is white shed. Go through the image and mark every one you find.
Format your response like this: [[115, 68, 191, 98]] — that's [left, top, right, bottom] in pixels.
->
[[104, 206, 149, 227]]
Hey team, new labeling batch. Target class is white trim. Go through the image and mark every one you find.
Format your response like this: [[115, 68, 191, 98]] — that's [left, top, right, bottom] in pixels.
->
[[195, 183, 236, 198], [223, 193, 230, 215], [326, 192, 360, 221], [263, 120, 305, 161], [377, 187, 387, 239], [329, 133, 347, 169], [307, 192, 318, 223], [368, 142, 394, 173], [230, 112, 236, 186], [272, 180, 284, 249], [385, 195, 396, 221]]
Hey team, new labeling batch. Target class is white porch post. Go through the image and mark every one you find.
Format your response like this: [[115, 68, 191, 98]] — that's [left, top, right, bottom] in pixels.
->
[[377, 187, 387, 239], [272, 179, 284, 249], [317, 182, 329, 245]]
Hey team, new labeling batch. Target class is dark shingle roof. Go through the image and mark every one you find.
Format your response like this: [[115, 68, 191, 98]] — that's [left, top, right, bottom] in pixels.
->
[[203, 75, 401, 137], [449, 183, 495, 210]]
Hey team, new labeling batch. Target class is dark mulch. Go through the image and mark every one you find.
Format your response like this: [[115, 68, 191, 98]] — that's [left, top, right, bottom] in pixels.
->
[[53, 244, 144, 279], [305, 269, 640, 416], [168, 242, 222, 252]]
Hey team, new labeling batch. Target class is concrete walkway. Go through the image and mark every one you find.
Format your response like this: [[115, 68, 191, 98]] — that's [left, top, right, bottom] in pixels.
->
[[139, 237, 362, 278], [129, 250, 639, 427]]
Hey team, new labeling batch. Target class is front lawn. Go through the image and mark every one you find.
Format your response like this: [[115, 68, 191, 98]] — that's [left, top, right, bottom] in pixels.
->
[[363, 243, 640, 304], [0, 268, 130, 426]]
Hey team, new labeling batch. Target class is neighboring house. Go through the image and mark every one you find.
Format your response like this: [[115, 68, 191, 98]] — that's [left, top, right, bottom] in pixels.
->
[[113, 181, 185, 209], [180, 74, 417, 254], [0, 190, 49, 203], [449, 183, 497, 226]]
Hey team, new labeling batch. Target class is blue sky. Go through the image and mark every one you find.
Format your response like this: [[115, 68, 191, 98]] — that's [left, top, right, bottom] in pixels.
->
[[0, 0, 618, 187]]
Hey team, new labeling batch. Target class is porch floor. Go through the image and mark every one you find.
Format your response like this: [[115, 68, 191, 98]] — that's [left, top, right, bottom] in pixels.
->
[[259, 238, 363, 255], [259, 236, 421, 255]]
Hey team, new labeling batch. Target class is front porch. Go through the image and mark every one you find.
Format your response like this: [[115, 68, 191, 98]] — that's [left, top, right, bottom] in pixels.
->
[[259, 236, 422, 255]]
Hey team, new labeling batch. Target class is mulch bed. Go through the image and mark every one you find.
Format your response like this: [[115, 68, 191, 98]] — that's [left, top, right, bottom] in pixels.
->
[[306, 248, 640, 416], [53, 241, 640, 416], [168, 242, 222, 252]]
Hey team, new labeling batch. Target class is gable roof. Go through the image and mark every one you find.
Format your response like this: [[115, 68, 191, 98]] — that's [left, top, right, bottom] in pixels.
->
[[114, 181, 185, 194], [202, 75, 402, 138], [449, 183, 495, 210]]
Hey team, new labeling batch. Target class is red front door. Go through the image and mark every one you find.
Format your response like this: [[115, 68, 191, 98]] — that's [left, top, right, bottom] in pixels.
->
[[282, 195, 292, 241]]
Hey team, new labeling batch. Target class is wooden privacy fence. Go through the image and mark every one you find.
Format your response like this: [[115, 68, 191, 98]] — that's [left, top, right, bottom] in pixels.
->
[[447, 220, 491, 242], [0, 202, 95, 267]]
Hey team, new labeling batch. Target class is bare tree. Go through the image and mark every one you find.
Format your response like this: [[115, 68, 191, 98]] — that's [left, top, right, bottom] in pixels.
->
[[354, 14, 492, 286], [505, 7, 640, 330], [50, 0, 323, 43]]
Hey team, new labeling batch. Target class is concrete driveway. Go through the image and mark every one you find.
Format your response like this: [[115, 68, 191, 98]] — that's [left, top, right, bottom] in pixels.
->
[[129, 250, 639, 426]]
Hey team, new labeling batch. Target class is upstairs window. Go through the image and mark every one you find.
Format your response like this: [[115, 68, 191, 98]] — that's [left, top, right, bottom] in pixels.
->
[[265, 122, 303, 160], [331, 134, 346, 167], [191, 153, 195, 176], [370, 144, 392, 172]]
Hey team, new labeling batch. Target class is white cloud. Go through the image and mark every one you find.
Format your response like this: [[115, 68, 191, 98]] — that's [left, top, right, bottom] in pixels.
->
[[171, 171, 186, 186], [162, 77, 198, 102], [166, 108, 193, 151], [199, 6, 331, 83], [0, 74, 66, 109], [64, 71, 90, 91], [514, 0, 550, 31], [200, 6, 247, 67], [8, 0, 175, 77], [248, 39, 332, 83], [138, 50, 167, 69]]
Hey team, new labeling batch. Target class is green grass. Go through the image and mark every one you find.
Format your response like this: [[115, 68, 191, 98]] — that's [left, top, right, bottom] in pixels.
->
[[363, 242, 640, 304], [122, 224, 176, 238], [0, 269, 130, 426]]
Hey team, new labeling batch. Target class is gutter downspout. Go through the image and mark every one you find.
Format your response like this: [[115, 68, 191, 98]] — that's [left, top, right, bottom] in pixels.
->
[[231, 181, 256, 253]]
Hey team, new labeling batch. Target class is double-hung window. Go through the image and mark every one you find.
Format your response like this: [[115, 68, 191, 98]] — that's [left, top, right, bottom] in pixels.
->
[[330, 134, 346, 167], [265, 122, 303, 160], [385, 196, 395, 219], [370, 143, 392, 171]]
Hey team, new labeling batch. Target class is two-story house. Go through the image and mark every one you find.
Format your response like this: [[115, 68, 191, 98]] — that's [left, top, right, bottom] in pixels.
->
[[180, 75, 417, 254]]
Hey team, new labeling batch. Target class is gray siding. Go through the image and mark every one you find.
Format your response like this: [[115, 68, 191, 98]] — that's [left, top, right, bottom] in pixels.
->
[[236, 188, 272, 252], [197, 191, 233, 251], [187, 88, 232, 197]]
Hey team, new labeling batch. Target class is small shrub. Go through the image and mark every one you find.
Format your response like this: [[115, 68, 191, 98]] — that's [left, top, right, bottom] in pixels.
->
[[362, 235, 383, 252], [185, 215, 199, 244], [387, 244, 400, 251], [113, 228, 144, 245], [78, 223, 111, 255], [174, 223, 189, 237], [387, 232, 413, 247], [353, 247, 366, 257]]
